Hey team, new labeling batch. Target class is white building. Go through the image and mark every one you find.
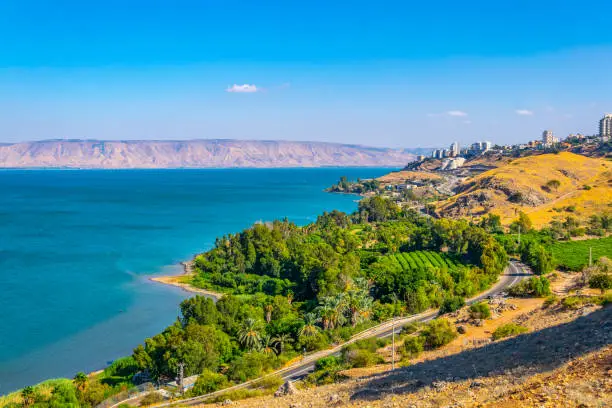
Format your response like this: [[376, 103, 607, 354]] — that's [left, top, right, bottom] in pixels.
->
[[542, 130, 559, 146], [450, 141, 460, 157], [600, 114, 612, 138]]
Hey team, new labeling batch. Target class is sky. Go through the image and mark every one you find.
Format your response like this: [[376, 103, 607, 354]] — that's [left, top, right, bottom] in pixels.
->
[[0, 0, 611, 148]]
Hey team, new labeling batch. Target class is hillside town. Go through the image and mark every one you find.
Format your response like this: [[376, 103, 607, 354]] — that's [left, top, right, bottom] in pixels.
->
[[417, 113, 612, 171]]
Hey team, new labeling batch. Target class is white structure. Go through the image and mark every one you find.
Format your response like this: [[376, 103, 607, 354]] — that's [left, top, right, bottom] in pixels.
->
[[470, 141, 492, 153], [450, 141, 460, 157], [542, 130, 559, 146], [600, 114, 612, 138], [440, 157, 466, 171]]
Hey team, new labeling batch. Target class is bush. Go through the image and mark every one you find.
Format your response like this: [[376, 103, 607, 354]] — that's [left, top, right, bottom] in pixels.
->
[[438, 296, 465, 315], [343, 349, 383, 368], [589, 273, 612, 293], [190, 369, 229, 396], [401, 322, 421, 335], [421, 319, 457, 349], [543, 295, 558, 308], [251, 375, 284, 391], [508, 276, 551, 297], [469, 302, 491, 319], [492, 323, 528, 340], [139, 392, 164, 407], [315, 356, 342, 371], [402, 336, 425, 358]]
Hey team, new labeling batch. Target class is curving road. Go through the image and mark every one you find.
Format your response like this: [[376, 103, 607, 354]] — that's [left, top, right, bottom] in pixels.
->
[[117, 261, 528, 408]]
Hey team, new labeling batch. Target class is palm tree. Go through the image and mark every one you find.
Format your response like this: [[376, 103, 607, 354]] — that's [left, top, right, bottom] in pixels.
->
[[238, 318, 262, 350], [298, 313, 320, 337], [21, 386, 35, 407], [73, 371, 88, 393], [264, 304, 273, 323], [272, 333, 293, 354], [345, 288, 374, 327], [325, 295, 347, 329], [316, 304, 334, 330], [260, 335, 275, 355]]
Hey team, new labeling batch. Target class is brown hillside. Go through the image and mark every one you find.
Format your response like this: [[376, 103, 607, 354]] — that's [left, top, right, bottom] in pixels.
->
[[437, 152, 611, 227]]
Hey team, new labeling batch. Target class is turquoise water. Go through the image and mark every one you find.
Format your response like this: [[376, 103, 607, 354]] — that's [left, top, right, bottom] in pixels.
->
[[0, 168, 392, 393]]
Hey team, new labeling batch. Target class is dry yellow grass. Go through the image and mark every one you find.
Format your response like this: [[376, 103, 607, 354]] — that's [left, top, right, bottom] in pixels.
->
[[438, 152, 611, 227], [376, 170, 441, 184]]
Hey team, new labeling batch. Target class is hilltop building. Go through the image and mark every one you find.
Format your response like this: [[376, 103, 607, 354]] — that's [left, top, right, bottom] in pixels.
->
[[542, 130, 559, 146], [450, 142, 460, 157], [470, 141, 492, 154], [600, 114, 612, 138]]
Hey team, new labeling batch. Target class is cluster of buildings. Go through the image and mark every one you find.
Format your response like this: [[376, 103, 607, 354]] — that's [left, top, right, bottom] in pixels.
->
[[413, 113, 610, 168], [427, 140, 491, 160]]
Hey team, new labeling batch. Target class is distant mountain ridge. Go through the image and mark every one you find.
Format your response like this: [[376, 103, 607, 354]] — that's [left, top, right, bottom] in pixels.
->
[[0, 139, 418, 169]]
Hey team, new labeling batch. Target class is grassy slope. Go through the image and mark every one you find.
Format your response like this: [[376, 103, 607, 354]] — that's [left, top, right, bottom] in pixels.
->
[[438, 152, 611, 227]]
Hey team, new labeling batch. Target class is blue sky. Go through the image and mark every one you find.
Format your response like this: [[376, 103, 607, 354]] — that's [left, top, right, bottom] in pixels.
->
[[0, 1, 611, 148]]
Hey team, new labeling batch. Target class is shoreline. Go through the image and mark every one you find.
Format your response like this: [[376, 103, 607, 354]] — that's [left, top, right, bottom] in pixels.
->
[[149, 261, 223, 300]]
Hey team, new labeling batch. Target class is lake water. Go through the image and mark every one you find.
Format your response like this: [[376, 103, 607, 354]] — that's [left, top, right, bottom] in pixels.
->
[[0, 168, 392, 393]]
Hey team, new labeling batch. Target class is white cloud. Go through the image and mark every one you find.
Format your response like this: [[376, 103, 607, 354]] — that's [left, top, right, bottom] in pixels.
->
[[447, 110, 468, 117], [515, 109, 534, 116], [226, 84, 259, 93]]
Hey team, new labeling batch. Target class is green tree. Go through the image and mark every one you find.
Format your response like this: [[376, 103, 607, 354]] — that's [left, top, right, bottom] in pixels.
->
[[190, 369, 229, 396], [73, 372, 88, 393], [421, 319, 457, 349], [238, 318, 262, 350], [298, 313, 320, 337], [21, 386, 35, 407], [510, 211, 533, 233], [272, 333, 293, 354], [589, 273, 612, 294]]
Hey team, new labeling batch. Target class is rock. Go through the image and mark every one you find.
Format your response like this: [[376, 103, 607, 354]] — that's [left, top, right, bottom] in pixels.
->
[[470, 380, 485, 388], [473, 319, 484, 327], [289, 404, 301, 408], [432, 381, 447, 390], [327, 393, 342, 405], [221, 399, 233, 406], [457, 325, 467, 334], [275, 381, 298, 397]]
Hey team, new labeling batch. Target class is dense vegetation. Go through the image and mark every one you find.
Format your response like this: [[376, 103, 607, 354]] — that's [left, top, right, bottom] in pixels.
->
[[129, 197, 508, 395]]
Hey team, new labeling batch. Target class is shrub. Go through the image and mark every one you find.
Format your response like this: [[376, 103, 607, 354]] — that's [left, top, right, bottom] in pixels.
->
[[315, 356, 342, 371], [469, 302, 491, 319], [343, 349, 383, 368], [252, 375, 284, 391], [139, 392, 164, 407], [401, 322, 421, 335], [402, 336, 425, 358], [190, 369, 229, 396], [589, 273, 612, 294], [508, 276, 551, 297], [421, 319, 457, 349], [492, 323, 528, 340], [438, 296, 465, 315], [104, 357, 140, 379], [543, 295, 558, 308]]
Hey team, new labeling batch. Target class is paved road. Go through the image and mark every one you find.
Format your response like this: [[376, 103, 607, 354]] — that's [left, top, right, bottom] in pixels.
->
[[126, 261, 528, 408]]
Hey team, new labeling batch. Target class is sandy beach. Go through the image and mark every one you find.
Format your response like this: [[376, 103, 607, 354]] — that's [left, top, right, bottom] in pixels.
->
[[150, 261, 223, 300]]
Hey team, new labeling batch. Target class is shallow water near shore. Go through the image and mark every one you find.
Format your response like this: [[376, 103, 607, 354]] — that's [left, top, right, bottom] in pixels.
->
[[0, 167, 393, 394]]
